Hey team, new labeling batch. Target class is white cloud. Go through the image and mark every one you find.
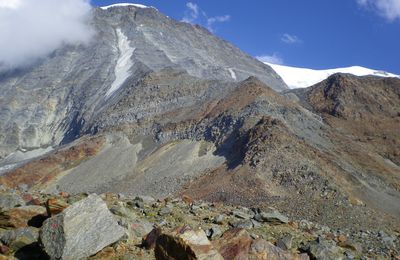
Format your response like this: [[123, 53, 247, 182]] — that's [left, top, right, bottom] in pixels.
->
[[256, 54, 284, 65], [182, 2, 230, 32], [182, 2, 199, 23], [0, 0, 21, 9], [207, 15, 231, 25], [356, 0, 400, 21], [281, 33, 301, 44], [0, 0, 93, 71]]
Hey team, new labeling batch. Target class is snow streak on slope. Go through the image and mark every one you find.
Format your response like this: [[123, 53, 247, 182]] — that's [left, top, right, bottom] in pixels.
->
[[106, 29, 135, 97], [100, 3, 149, 9], [265, 62, 399, 89], [228, 68, 237, 80]]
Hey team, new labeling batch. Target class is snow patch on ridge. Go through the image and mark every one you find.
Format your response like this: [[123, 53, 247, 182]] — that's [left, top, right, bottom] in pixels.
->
[[228, 68, 237, 80], [106, 28, 135, 97], [265, 62, 399, 89], [100, 3, 149, 10]]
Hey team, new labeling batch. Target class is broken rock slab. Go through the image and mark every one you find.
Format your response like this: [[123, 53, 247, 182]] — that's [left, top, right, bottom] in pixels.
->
[[155, 225, 223, 260], [39, 194, 125, 260]]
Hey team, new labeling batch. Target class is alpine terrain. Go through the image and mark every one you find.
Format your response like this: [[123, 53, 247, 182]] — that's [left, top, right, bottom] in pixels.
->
[[0, 3, 399, 259]]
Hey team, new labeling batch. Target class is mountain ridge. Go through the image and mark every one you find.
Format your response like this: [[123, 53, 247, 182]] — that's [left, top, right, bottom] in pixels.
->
[[265, 62, 399, 89]]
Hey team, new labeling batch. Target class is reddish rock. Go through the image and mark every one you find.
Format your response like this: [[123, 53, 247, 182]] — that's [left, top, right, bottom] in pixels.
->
[[182, 195, 194, 205], [288, 221, 299, 229], [28, 198, 43, 206], [155, 225, 223, 260], [214, 228, 308, 260], [213, 228, 253, 259], [59, 192, 69, 198], [45, 198, 69, 216], [142, 227, 162, 250], [0, 245, 9, 254], [20, 193, 33, 203], [336, 234, 347, 243], [0, 206, 47, 229]]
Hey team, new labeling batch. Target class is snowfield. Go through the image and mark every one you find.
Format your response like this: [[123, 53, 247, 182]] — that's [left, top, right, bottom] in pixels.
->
[[100, 3, 149, 9], [264, 62, 399, 89], [106, 28, 135, 97]]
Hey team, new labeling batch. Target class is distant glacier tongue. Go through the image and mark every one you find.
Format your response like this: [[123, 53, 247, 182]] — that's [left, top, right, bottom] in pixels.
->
[[106, 28, 135, 97]]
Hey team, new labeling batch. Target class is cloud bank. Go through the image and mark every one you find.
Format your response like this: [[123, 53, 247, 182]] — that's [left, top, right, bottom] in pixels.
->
[[0, 0, 93, 71], [182, 2, 230, 32], [357, 0, 400, 21]]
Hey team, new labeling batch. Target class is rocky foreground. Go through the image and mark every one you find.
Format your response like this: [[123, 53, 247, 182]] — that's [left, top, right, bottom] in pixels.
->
[[0, 187, 398, 260]]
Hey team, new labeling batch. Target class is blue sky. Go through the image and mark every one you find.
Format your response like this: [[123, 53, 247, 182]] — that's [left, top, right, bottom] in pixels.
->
[[93, 0, 400, 74]]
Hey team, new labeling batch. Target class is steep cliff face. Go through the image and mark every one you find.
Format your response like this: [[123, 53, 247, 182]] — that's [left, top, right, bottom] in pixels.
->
[[0, 5, 286, 159]]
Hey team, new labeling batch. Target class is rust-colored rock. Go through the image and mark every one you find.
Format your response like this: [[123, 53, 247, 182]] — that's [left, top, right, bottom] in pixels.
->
[[0, 245, 10, 255], [45, 198, 69, 216], [336, 234, 347, 243], [213, 228, 253, 259], [182, 195, 194, 205], [155, 225, 223, 260], [214, 228, 308, 260], [142, 227, 162, 250], [59, 192, 69, 198], [0, 206, 47, 229]]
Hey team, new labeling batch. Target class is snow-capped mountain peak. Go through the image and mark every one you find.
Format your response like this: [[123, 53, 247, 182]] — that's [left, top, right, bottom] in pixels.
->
[[100, 3, 149, 10], [264, 62, 399, 89]]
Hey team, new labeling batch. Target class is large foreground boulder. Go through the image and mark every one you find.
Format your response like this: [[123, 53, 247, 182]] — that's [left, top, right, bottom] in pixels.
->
[[39, 194, 125, 259]]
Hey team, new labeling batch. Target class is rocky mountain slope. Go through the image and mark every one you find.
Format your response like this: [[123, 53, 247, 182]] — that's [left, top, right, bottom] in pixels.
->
[[0, 4, 399, 259], [0, 4, 286, 161]]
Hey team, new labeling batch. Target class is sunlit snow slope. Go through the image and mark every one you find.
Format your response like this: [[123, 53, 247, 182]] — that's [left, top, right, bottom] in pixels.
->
[[265, 62, 399, 89]]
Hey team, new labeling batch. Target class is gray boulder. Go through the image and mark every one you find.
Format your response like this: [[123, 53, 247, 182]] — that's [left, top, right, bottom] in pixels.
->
[[258, 209, 289, 225], [39, 194, 125, 259], [0, 192, 25, 210], [0, 227, 39, 251]]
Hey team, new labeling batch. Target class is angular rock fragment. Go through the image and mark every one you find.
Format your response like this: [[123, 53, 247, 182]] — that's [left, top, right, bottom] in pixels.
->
[[142, 227, 162, 250], [259, 210, 289, 225], [213, 228, 253, 259], [214, 228, 307, 260], [249, 239, 309, 260], [39, 194, 125, 260], [0, 206, 47, 229], [0, 227, 39, 251], [155, 225, 223, 260], [45, 198, 69, 216], [0, 193, 25, 210]]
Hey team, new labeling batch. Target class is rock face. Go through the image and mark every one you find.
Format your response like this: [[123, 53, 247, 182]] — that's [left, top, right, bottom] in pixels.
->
[[0, 4, 286, 161], [39, 194, 125, 259]]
